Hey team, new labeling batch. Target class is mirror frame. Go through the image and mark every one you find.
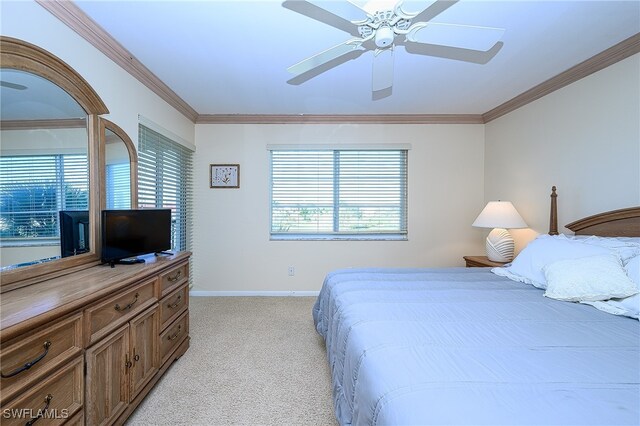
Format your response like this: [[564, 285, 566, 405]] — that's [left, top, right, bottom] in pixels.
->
[[1, 36, 109, 291], [100, 118, 139, 209]]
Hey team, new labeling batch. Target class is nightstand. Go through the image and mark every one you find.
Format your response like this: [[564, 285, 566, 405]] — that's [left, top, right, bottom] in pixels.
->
[[463, 255, 508, 268]]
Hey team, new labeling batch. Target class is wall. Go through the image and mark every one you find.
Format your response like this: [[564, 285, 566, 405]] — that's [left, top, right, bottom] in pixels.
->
[[484, 54, 640, 252], [192, 123, 486, 293], [1, 128, 87, 153], [0, 1, 194, 148]]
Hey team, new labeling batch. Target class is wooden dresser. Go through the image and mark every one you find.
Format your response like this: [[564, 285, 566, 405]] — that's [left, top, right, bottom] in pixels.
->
[[0, 252, 190, 425]]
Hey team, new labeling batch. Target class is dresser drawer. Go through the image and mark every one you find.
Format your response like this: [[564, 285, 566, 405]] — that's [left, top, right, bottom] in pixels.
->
[[159, 262, 189, 297], [84, 278, 157, 347], [64, 410, 84, 426], [1, 313, 82, 405], [1, 357, 83, 426], [159, 284, 189, 331], [159, 311, 189, 366]]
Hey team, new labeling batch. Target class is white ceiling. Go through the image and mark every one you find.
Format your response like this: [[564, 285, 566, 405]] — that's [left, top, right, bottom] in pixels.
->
[[73, 0, 640, 116], [0, 69, 86, 120]]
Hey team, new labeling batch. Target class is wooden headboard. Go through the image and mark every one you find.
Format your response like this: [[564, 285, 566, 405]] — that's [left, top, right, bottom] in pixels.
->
[[548, 186, 640, 237]]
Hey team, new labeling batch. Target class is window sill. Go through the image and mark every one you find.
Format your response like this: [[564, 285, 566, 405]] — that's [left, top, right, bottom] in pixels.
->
[[270, 234, 407, 241], [0, 239, 59, 248]]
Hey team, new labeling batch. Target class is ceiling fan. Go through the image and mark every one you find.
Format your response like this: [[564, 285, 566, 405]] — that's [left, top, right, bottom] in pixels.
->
[[283, 0, 505, 95]]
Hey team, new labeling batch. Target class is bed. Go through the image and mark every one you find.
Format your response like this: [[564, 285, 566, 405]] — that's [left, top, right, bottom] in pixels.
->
[[313, 189, 640, 425]]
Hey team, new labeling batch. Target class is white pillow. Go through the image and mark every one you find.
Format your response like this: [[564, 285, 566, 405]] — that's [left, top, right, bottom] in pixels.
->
[[579, 255, 640, 319], [543, 254, 638, 302], [495, 234, 611, 289], [568, 235, 640, 245], [625, 254, 640, 287], [581, 294, 640, 320], [571, 235, 640, 264]]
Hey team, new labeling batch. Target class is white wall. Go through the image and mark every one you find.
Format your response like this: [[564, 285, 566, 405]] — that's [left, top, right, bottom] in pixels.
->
[[1, 1, 194, 148], [192, 123, 486, 292], [485, 54, 640, 252], [1, 246, 60, 268], [1, 128, 87, 153]]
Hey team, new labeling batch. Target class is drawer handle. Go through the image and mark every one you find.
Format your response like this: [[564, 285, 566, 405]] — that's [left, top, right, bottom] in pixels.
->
[[167, 270, 182, 282], [167, 294, 182, 309], [125, 354, 132, 369], [114, 293, 139, 312], [1, 341, 51, 378], [25, 394, 52, 426], [167, 325, 182, 341]]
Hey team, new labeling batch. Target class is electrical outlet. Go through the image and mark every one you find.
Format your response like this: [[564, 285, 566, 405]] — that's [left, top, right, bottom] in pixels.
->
[[288, 266, 295, 276]]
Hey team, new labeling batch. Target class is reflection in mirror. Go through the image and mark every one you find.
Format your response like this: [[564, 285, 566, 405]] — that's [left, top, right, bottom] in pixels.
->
[[105, 128, 131, 209], [0, 69, 90, 270], [102, 119, 138, 211]]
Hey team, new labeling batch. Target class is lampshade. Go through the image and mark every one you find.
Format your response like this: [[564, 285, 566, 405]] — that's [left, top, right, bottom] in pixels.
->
[[472, 201, 527, 229]]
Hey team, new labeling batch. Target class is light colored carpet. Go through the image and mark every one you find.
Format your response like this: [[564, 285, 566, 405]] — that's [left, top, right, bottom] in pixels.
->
[[127, 297, 337, 426]]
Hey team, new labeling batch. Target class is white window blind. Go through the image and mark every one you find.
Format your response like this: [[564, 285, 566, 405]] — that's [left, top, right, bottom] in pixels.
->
[[138, 124, 193, 252], [106, 163, 131, 209], [270, 149, 407, 240], [0, 154, 88, 241]]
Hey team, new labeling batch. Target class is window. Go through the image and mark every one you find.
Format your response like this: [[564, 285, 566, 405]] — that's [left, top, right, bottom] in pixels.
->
[[270, 149, 408, 240], [138, 124, 193, 252], [0, 154, 88, 242]]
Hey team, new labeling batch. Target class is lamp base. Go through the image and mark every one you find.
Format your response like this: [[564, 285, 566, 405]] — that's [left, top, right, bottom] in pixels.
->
[[486, 228, 515, 262]]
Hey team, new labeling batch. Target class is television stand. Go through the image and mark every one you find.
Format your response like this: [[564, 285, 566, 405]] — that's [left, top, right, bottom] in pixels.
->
[[154, 251, 174, 256]]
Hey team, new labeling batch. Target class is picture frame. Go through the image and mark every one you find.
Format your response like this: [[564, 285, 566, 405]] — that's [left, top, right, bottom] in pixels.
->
[[210, 164, 240, 188]]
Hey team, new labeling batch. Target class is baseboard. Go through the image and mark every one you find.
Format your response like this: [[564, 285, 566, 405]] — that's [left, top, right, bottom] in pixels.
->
[[189, 290, 320, 297]]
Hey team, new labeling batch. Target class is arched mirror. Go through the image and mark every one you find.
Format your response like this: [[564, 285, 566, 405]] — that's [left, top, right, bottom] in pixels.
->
[[0, 36, 108, 290], [101, 119, 138, 210]]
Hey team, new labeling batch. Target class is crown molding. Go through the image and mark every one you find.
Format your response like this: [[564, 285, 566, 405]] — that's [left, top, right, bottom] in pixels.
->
[[37, 1, 639, 126], [36, 0, 199, 123], [483, 32, 640, 123], [195, 114, 485, 124], [0, 118, 87, 130]]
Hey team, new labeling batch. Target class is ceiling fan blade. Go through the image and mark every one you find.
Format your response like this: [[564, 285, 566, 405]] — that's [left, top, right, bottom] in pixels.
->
[[287, 39, 365, 76], [0, 81, 27, 90], [403, 40, 504, 64], [287, 49, 366, 85], [372, 48, 394, 92], [406, 22, 505, 51], [282, 0, 366, 36], [306, 0, 369, 22], [397, 0, 459, 22]]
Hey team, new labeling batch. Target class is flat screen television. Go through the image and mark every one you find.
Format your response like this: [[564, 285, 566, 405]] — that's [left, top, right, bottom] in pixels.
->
[[101, 209, 172, 266], [59, 210, 90, 258]]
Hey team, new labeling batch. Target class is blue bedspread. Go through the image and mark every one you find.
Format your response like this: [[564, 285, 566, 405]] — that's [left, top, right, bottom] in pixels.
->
[[313, 267, 640, 425]]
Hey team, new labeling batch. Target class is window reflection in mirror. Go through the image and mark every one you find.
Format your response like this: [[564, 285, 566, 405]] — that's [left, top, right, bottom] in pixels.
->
[[0, 69, 89, 270], [105, 128, 131, 209]]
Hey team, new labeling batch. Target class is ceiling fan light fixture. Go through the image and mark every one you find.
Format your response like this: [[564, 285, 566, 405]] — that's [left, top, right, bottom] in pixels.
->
[[375, 26, 394, 48]]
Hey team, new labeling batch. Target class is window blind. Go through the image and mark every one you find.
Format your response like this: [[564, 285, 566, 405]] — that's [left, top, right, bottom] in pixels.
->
[[270, 149, 407, 239], [137, 125, 193, 252], [0, 154, 88, 240], [106, 163, 131, 209]]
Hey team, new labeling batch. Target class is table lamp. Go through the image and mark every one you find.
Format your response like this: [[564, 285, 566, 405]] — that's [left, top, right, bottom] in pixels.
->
[[472, 201, 527, 262]]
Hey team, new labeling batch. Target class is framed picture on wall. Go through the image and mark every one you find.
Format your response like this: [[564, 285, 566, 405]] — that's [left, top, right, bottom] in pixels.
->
[[210, 164, 240, 188]]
